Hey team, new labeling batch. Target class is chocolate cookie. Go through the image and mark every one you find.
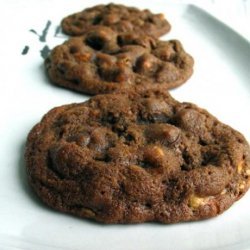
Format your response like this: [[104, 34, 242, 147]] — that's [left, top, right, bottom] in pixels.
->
[[45, 27, 194, 95], [61, 3, 171, 38], [25, 89, 250, 224]]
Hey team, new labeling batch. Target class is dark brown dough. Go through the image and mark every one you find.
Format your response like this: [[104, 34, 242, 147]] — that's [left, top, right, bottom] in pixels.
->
[[61, 3, 171, 38], [25, 89, 250, 224], [45, 27, 194, 95]]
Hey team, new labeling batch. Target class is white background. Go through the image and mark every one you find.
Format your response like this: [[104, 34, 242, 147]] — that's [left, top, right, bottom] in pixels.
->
[[0, 0, 249, 249]]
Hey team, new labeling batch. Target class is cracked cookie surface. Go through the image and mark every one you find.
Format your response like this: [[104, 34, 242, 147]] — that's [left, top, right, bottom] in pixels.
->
[[61, 3, 171, 38], [25, 89, 250, 223], [45, 27, 194, 95]]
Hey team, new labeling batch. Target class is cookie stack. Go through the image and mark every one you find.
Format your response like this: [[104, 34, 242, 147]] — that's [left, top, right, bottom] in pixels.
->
[[25, 3, 250, 224]]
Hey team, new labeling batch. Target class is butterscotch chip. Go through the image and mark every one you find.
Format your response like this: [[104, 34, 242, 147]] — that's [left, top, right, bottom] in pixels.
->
[[45, 27, 194, 95], [237, 160, 244, 173], [25, 89, 250, 224], [188, 195, 209, 209], [239, 182, 246, 190], [220, 189, 227, 195], [61, 3, 171, 38]]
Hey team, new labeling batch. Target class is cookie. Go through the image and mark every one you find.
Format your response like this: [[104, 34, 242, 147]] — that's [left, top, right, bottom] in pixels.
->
[[25, 89, 250, 224], [45, 27, 194, 95], [61, 3, 171, 38]]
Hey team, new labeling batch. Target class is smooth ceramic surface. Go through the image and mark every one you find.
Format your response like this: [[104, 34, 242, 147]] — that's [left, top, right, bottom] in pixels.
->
[[0, 1, 250, 249]]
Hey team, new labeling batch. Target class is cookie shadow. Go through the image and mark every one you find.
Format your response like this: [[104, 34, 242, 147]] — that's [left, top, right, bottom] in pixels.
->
[[39, 62, 54, 87]]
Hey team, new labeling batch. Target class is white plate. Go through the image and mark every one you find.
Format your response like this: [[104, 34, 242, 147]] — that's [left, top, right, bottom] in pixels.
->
[[0, 1, 250, 249]]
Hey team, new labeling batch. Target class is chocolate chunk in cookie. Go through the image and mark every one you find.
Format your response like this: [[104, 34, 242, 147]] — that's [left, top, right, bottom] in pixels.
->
[[45, 27, 194, 95], [25, 89, 250, 224], [61, 3, 171, 38]]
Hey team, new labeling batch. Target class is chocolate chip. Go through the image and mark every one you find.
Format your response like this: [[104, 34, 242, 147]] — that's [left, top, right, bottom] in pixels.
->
[[135, 54, 160, 76], [69, 46, 79, 54], [145, 124, 180, 145], [86, 36, 105, 50], [92, 15, 102, 25]]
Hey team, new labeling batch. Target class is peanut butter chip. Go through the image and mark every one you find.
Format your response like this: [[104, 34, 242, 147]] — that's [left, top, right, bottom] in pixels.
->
[[220, 189, 227, 195], [82, 208, 96, 217], [151, 146, 165, 157], [188, 194, 210, 209], [75, 53, 92, 62], [237, 161, 244, 174], [239, 181, 246, 190], [246, 169, 250, 176], [143, 146, 165, 166], [158, 13, 165, 21]]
